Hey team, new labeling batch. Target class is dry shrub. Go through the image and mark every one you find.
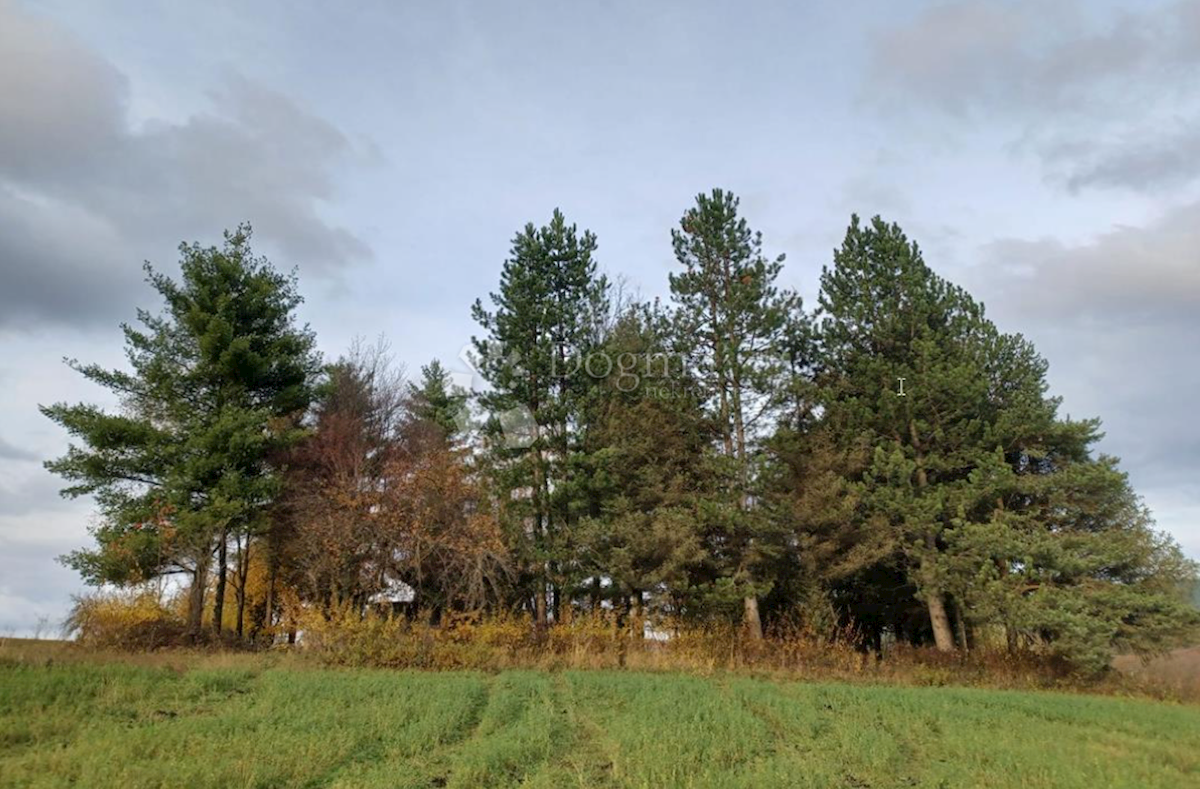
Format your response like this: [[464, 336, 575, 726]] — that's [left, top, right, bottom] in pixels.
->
[[291, 607, 873, 676], [293, 607, 618, 670], [62, 596, 1196, 702], [284, 606, 1182, 697], [64, 588, 188, 650], [1112, 646, 1200, 701]]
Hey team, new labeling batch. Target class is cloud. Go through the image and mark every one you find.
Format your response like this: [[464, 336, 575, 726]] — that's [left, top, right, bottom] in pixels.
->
[[974, 200, 1200, 324], [1057, 121, 1200, 192], [866, 0, 1200, 193], [0, 465, 77, 518], [0, 435, 38, 462], [0, 0, 370, 331], [0, 513, 90, 636], [961, 202, 1200, 545]]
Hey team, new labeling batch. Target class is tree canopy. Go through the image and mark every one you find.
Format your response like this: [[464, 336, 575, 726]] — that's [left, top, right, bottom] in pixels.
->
[[45, 206, 1198, 672]]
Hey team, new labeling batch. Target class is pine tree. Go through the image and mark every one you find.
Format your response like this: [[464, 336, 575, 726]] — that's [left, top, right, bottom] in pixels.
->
[[815, 215, 1198, 663], [409, 359, 469, 444], [471, 209, 609, 625], [575, 303, 717, 623], [668, 188, 801, 638], [45, 225, 320, 637]]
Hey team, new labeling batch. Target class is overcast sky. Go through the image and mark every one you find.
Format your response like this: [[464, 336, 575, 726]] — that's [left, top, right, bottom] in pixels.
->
[[2, 0, 1198, 635]]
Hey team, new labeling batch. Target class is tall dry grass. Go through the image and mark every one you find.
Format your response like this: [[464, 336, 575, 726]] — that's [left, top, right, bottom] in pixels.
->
[[50, 591, 1199, 702], [291, 606, 1092, 693]]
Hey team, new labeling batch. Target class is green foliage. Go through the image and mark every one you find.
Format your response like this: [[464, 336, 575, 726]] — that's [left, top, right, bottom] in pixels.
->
[[471, 209, 610, 619], [801, 214, 1199, 668], [42, 225, 320, 631], [668, 189, 805, 627], [575, 304, 717, 610], [409, 359, 469, 442]]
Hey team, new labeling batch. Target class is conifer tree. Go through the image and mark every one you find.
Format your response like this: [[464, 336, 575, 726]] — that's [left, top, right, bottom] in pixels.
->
[[471, 209, 609, 625], [668, 188, 800, 638], [409, 359, 468, 444], [815, 215, 1197, 663], [575, 303, 717, 621], [44, 225, 320, 637]]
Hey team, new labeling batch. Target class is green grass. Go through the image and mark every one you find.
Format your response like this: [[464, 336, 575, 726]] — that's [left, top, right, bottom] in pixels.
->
[[2, 654, 1198, 788]]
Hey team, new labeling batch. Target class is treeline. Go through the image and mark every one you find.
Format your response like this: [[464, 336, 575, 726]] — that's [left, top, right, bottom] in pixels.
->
[[45, 192, 1198, 673]]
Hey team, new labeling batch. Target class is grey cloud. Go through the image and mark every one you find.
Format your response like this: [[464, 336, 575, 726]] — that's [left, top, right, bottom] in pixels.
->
[[0, 184, 139, 328], [0, 465, 75, 517], [0, 0, 370, 331], [0, 435, 38, 462], [1058, 121, 1200, 192], [962, 201, 1200, 498], [867, 0, 1200, 193], [870, 1, 1197, 115], [870, 1, 1046, 117], [0, 0, 127, 183], [972, 200, 1200, 324], [0, 521, 88, 635]]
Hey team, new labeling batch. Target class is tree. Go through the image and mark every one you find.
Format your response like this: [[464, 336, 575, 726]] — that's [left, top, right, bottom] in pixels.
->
[[574, 303, 716, 623], [278, 340, 407, 613], [471, 209, 609, 625], [815, 215, 1198, 665], [408, 359, 469, 445], [278, 339, 509, 620], [45, 225, 320, 637], [938, 416, 1199, 672], [381, 438, 510, 616], [814, 215, 1007, 649], [668, 188, 801, 638]]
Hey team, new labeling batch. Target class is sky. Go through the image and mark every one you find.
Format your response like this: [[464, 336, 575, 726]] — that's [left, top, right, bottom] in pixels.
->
[[1, 0, 1198, 635]]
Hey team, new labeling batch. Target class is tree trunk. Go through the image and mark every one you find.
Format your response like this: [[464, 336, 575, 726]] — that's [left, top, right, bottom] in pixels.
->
[[558, 588, 572, 625], [743, 595, 763, 641], [918, 525, 954, 652], [629, 590, 642, 639], [708, 295, 733, 457], [926, 592, 955, 652], [234, 538, 250, 639], [213, 525, 228, 634], [535, 584, 548, 628], [954, 601, 969, 652], [263, 556, 276, 638], [187, 555, 210, 639]]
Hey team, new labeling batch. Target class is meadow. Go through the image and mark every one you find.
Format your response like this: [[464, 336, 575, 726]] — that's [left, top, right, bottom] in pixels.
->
[[2, 642, 1198, 789]]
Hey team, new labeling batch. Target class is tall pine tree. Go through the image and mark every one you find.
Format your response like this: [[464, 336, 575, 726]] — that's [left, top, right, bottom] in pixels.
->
[[471, 209, 609, 625], [815, 215, 1197, 664], [669, 188, 801, 638], [575, 302, 718, 623], [45, 225, 320, 637]]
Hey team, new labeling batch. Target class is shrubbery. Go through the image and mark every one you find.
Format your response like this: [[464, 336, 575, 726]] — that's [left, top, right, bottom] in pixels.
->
[[286, 605, 1075, 689], [57, 591, 1200, 700], [63, 589, 188, 650]]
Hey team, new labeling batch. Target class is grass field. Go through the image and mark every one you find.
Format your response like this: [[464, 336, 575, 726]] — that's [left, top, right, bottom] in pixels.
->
[[2, 647, 1198, 788]]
